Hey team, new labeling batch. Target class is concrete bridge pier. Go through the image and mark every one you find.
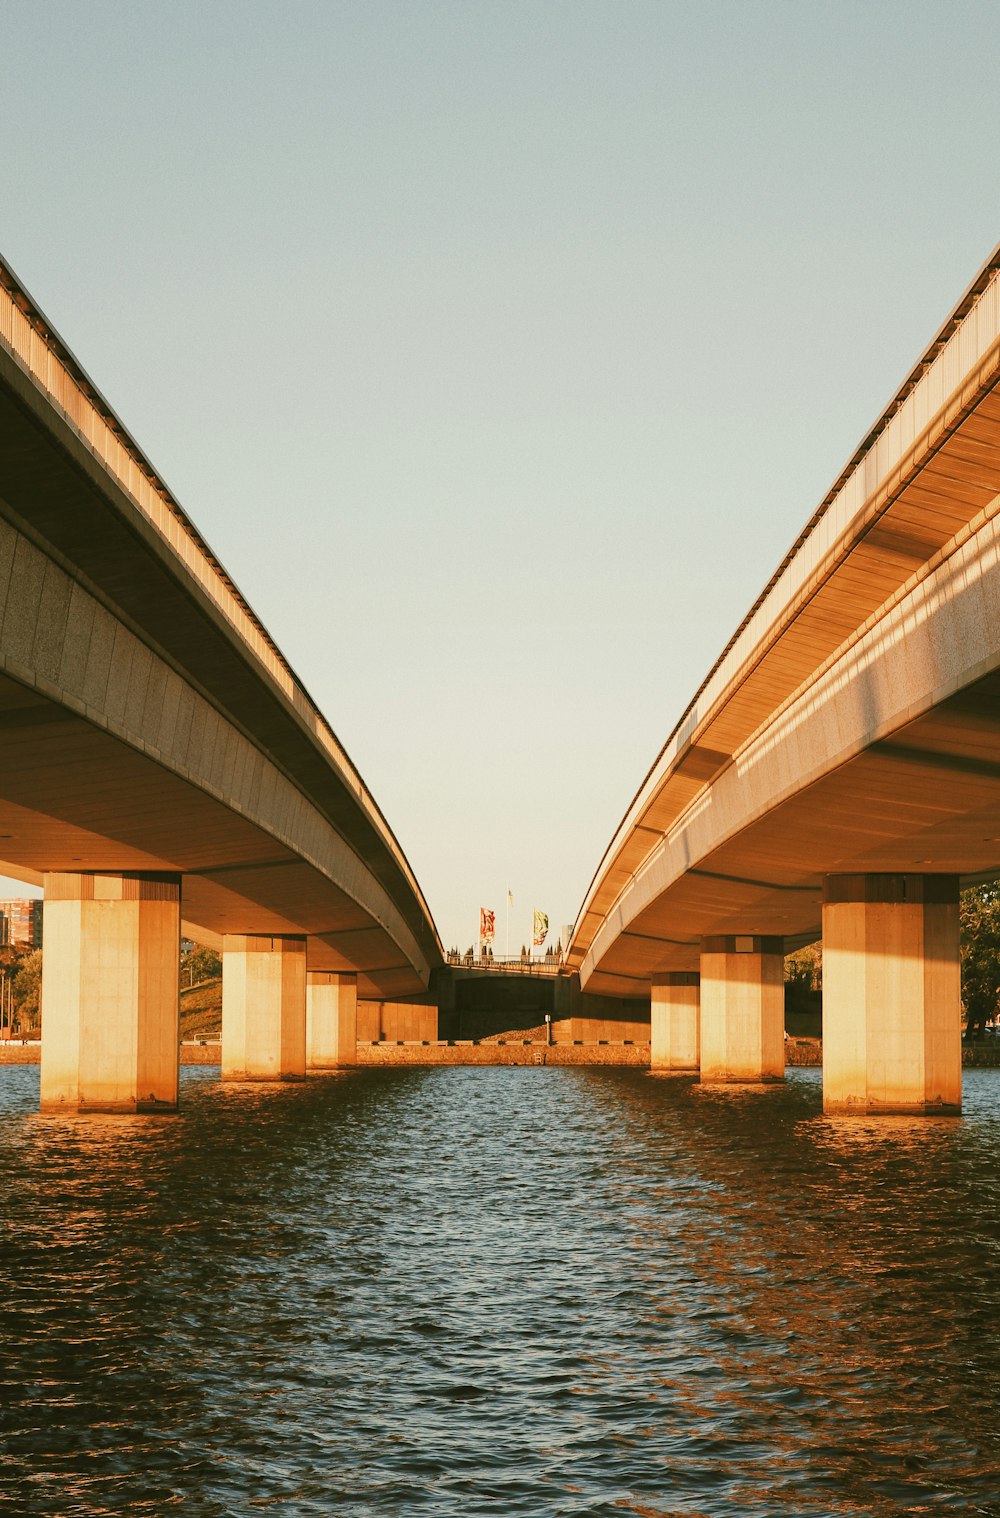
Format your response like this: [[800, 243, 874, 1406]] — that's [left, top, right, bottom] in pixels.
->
[[699, 936, 784, 1084], [650, 972, 700, 1071], [221, 934, 307, 1081], [822, 875, 962, 1115], [306, 971, 357, 1069], [40, 871, 181, 1113]]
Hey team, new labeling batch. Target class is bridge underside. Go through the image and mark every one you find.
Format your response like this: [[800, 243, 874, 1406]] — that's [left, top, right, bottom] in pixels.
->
[[587, 669, 1000, 998], [0, 669, 424, 999]]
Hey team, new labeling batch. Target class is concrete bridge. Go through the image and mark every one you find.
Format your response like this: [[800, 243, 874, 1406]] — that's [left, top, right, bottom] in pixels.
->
[[567, 242, 1000, 1115], [0, 255, 443, 1112]]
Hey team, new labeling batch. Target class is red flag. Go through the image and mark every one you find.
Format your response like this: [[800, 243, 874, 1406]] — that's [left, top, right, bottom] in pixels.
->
[[479, 907, 496, 943]]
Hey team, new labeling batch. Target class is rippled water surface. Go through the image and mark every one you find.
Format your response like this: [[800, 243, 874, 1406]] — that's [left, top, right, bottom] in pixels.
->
[[2, 1064, 1000, 1516]]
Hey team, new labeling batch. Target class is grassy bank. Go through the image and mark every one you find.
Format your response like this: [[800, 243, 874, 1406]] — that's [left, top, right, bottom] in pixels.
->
[[180, 977, 222, 1040]]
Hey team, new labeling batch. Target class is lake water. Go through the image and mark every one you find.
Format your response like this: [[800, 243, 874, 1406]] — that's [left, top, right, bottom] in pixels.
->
[[1, 1063, 999, 1517]]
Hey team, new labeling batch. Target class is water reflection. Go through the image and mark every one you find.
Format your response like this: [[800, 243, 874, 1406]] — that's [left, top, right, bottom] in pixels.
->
[[0, 1063, 998, 1515]]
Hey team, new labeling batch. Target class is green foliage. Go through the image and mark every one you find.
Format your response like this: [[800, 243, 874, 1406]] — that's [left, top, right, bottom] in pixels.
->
[[784, 942, 822, 1030], [785, 944, 822, 993], [12, 949, 41, 1030], [961, 884, 1000, 1037], [182, 945, 222, 986]]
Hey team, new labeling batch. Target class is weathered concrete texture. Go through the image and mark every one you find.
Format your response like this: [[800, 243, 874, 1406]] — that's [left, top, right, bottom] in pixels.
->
[[307, 971, 357, 1069], [699, 937, 784, 1084], [356, 1042, 650, 1066], [651, 973, 700, 1071], [40, 871, 180, 1113], [822, 875, 962, 1114], [221, 934, 306, 1081]]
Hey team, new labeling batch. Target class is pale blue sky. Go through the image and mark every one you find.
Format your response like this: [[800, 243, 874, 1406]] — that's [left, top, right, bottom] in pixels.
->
[[0, 1, 998, 949]]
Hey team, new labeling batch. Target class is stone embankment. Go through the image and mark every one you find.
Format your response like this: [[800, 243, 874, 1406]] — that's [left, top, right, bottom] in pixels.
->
[[179, 1043, 223, 1064], [961, 1041, 1000, 1067], [357, 1040, 648, 1066], [0, 1040, 648, 1068], [0, 1041, 224, 1066], [0, 1043, 39, 1064]]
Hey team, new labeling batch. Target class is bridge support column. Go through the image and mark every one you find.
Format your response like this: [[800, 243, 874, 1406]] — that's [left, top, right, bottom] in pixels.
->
[[306, 971, 357, 1069], [699, 936, 784, 1083], [822, 875, 961, 1115], [40, 871, 180, 1113], [650, 973, 700, 1071], [221, 935, 306, 1081]]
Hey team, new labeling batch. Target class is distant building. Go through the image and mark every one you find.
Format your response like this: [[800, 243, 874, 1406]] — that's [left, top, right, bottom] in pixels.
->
[[0, 899, 42, 948]]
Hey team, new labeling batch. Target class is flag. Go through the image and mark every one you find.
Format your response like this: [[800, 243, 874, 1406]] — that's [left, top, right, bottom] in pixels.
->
[[532, 909, 549, 947], [508, 889, 514, 906], [480, 907, 496, 943]]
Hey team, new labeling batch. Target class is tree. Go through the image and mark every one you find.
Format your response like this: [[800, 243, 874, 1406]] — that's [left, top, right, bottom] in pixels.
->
[[12, 950, 41, 1032], [960, 885, 1000, 1038], [785, 943, 822, 994], [784, 943, 822, 1026], [182, 945, 222, 986]]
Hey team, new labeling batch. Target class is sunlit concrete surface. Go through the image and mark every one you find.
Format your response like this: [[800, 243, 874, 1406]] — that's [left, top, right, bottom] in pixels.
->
[[0, 255, 441, 1007], [0, 255, 445, 1109], [650, 972, 699, 1071], [40, 870, 180, 1112], [699, 936, 784, 1085], [569, 246, 1000, 1110], [306, 970, 358, 1069], [822, 874, 961, 1115], [221, 934, 307, 1082]]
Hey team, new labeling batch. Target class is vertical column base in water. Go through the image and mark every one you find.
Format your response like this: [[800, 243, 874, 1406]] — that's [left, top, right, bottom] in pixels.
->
[[650, 972, 700, 1071], [699, 935, 784, 1084], [822, 875, 961, 1115], [306, 971, 357, 1069], [40, 871, 181, 1114], [221, 934, 307, 1081]]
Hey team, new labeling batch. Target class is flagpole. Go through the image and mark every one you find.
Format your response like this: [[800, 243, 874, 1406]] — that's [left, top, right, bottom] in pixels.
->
[[505, 885, 509, 961]]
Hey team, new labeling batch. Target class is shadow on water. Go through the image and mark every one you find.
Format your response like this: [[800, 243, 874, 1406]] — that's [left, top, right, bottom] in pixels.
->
[[0, 1062, 999, 1516]]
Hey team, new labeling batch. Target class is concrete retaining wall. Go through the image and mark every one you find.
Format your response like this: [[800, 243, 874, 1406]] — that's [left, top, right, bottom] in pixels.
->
[[356, 1002, 438, 1042]]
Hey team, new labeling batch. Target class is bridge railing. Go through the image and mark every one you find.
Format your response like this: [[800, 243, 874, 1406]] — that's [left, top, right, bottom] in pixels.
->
[[446, 952, 566, 976]]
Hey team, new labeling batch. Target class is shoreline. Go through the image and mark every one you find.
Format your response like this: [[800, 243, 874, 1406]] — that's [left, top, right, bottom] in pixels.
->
[[2, 1037, 998, 1070]]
